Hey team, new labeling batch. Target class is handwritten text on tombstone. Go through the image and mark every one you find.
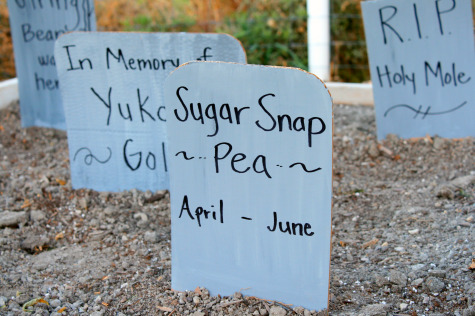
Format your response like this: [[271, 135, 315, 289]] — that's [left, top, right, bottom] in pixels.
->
[[7, 0, 96, 129], [362, 0, 474, 139], [165, 62, 333, 311], [54, 32, 246, 192]]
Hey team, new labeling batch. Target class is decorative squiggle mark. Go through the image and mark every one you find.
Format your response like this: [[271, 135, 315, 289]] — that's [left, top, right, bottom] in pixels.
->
[[175, 151, 195, 160], [73, 147, 112, 165], [289, 163, 322, 173], [384, 101, 467, 119]]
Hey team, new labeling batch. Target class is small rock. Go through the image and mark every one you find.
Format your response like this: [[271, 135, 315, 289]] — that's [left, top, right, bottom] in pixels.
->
[[0, 211, 28, 228], [436, 186, 454, 199], [104, 206, 116, 215], [133, 212, 148, 222], [30, 210, 46, 222], [357, 303, 390, 316], [78, 197, 88, 209], [389, 270, 407, 286], [450, 174, 475, 188], [192, 296, 200, 304], [429, 270, 447, 278], [191, 312, 205, 316], [50, 299, 61, 308], [425, 276, 446, 293], [0, 296, 6, 307], [269, 306, 286, 316], [395, 246, 405, 252], [462, 306, 475, 316], [368, 143, 380, 158], [408, 228, 419, 235], [400, 302, 408, 311], [144, 231, 159, 243], [433, 137, 445, 149], [20, 235, 49, 251], [411, 278, 424, 287]]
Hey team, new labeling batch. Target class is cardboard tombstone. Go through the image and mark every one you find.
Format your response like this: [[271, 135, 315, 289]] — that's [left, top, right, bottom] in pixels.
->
[[362, 0, 475, 139], [165, 61, 333, 311], [54, 32, 246, 192], [7, 0, 96, 129]]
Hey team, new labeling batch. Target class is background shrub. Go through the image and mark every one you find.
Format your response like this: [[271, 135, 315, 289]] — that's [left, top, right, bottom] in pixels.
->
[[1, 0, 473, 82]]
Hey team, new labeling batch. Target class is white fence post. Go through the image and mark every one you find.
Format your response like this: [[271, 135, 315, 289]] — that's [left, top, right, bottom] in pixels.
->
[[0, 78, 19, 110], [307, 0, 330, 81]]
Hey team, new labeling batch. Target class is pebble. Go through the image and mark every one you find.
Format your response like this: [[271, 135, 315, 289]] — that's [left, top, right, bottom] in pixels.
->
[[462, 307, 475, 316], [429, 270, 447, 278], [425, 277, 446, 293], [411, 278, 424, 287], [1, 103, 473, 315], [30, 210, 46, 222], [144, 231, 159, 243], [20, 235, 49, 251], [357, 303, 390, 316], [50, 298, 61, 308], [0, 211, 28, 228], [389, 270, 407, 286], [400, 302, 408, 311], [368, 143, 380, 158], [269, 306, 286, 316]]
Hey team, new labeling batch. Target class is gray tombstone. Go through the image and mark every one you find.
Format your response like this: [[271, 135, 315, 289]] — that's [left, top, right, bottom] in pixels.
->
[[54, 32, 246, 192], [7, 0, 95, 129], [165, 61, 333, 311], [362, 0, 475, 139]]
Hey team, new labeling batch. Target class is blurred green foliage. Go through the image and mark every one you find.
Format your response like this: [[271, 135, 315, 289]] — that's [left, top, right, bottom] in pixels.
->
[[3, 0, 473, 82], [217, 0, 309, 71]]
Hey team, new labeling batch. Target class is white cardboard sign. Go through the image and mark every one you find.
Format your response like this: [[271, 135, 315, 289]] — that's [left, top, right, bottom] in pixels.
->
[[165, 62, 332, 311], [7, 0, 96, 129], [362, 0, 475, 139], [55, 32, 246, 192]]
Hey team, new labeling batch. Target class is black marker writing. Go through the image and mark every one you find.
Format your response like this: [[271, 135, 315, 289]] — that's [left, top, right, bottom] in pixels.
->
[[175, 151, 195, 160], [34, 72, 59, 91], [214, 142, 271, 179], [255, 93, 326, 147], [289, 163, 322, 173], [91, 87, 159, 125], [179, 195, 224, 227], [63, 45, 93, 71], [123, 139, 167, 172], [196, 47, 213, 61], [424, 61, 470, 88], [73, 147, 112, 165], [379, 6, 403, 44], [174, 86, 250, 137], [106, 47, 180, 71], [37, 54, 55, 67], [376, 65, 416, 94], [267, 211, 314, 237], [384, 101, 467, 118]]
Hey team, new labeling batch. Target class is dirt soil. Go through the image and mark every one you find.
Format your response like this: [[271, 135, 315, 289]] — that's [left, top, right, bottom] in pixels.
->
[[0, 101, 474, 316]]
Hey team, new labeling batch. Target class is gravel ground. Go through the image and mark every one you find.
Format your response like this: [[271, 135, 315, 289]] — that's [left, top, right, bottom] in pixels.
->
[[0, 101, 474, 316]]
